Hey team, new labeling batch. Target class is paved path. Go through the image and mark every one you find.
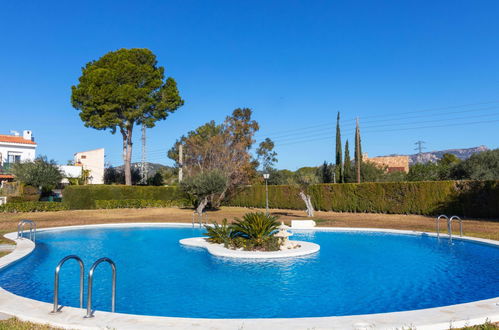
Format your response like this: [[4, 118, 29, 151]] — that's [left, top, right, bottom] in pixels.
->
[[0, 244, 14, 251], [0, 312, 11, 321]]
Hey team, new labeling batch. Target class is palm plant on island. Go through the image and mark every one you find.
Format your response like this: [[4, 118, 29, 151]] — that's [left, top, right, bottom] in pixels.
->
[[204, 212, 299, 252]]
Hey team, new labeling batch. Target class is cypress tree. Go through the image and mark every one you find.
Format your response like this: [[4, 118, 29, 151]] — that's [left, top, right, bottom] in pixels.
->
[[344, 140, 352, 182], [354, 118, 362, 183], [335, 112, 343, 182]]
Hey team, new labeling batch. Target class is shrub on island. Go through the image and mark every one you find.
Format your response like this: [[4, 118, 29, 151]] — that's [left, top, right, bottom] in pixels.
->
[[204, 212, 282, 251]]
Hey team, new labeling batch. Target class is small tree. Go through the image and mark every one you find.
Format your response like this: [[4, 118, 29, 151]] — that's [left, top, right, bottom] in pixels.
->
[[450, 149, 499, 180], [335, 112, 343, 182], [344, 140, 353, 183], [71, 48, 184, 185], [294, 172, 318, 217], [12, 156, 62, 194], [180, 170, 228, 215], [256, 138, 278, 172]]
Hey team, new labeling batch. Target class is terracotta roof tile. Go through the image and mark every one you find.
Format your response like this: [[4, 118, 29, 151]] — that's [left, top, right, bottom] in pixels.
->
[[0, 174, 14, 179], [0, 135, 37, 145]]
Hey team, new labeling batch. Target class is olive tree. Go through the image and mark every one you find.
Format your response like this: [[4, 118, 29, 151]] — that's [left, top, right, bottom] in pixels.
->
[[180, 170, 228, 215], [71, 48, 183, 185], [12, 156, 62, 194]]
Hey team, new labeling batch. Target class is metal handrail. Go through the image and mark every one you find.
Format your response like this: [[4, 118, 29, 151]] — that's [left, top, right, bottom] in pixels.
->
[[85, 257, 116, 318], [436, 215, 448, 238], [448, 216, 463, 240], [192, 212, 208, 227], [52, 255, 84, 313], [17, 219, 36, 242]]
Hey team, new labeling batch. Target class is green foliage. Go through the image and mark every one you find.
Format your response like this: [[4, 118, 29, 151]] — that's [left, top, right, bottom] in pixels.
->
[[344, 140, 353, 183], [317, 162, 335, 183], [95, 199, 182, 209], [451, 149, 499, 180], [180, 170, 228, 206], [203, 219, 235, 244], [71, 48, 183, 185], [104, 166, 142, 185], [204, 212, 281, 251], [63, 185, 187, 209], [231, 212, 280, 243], [335, 112, 343, 182], [12, 156, 62, 193], [256, 137, 278, 172], [227, 181, 499, 218], [0, 202, 68, 213], [266, 169, 296, 185]]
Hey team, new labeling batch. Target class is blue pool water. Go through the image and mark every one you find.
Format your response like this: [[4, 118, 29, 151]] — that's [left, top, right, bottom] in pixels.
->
[[1, 226, 498, 318]]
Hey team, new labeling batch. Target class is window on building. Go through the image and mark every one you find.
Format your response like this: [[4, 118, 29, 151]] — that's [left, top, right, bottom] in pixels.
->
[[7, 154, 21, 163]]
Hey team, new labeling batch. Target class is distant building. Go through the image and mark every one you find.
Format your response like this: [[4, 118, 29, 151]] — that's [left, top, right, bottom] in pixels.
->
[[74, 148, 105, 184], [0, 130, 37, 182], [365, 154, 409, 173]]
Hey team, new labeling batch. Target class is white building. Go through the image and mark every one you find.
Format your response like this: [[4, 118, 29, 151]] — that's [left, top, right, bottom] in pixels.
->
[[74, 148, 105, 184], [0, 130, 37, 182]]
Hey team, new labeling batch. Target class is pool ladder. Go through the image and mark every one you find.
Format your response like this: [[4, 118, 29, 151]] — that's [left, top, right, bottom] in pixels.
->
[[192, 211, 208, 227], [51, 256, 116, 318], [17, 219, 36, 242], [436, 215, 463, 241]]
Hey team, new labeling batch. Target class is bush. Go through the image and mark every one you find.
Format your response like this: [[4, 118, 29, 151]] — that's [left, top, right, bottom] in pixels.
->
[[95, 199, 184, 209], [63, 185, 188, 209], [0, 202, 68, 213], [204, 212, 281, 251], [227, 181, 499, 218]]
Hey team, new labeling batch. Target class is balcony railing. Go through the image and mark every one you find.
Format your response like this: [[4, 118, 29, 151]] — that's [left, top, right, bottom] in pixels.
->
[[0, 163, 13, 175]]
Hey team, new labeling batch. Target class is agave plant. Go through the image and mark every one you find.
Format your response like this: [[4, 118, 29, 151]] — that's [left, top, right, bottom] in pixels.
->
[[231, 212, 279, 245], [204, 219, 234, 244]]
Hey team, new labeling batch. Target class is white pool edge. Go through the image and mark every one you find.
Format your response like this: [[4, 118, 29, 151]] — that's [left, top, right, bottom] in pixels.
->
[[0, 223, 497, 330]]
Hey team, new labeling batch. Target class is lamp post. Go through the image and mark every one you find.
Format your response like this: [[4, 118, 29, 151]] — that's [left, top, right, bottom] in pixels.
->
[[263, 173, 270, 215]]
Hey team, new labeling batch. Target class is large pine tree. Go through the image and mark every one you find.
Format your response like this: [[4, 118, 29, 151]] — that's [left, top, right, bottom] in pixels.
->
[[335, 112, 343, 182], [344, 140, 352, 182]]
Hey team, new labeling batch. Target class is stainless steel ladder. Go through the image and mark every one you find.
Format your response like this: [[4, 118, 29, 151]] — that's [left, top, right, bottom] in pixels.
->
[[17, 219, 36, 242], [52, 255, 84, 313], [448, 216, 463, 242], [51, 256, 117, 318], [435, 215, 448, 238], [435, 215, 463, 241], [192, 211, 208, 227], [85, 257, 117, 318]]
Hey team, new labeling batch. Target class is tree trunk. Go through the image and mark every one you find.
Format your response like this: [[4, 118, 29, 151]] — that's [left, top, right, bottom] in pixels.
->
[[196, 196, 208, 215], [299, 191, 314, 217], [122, 125, 134, 186]]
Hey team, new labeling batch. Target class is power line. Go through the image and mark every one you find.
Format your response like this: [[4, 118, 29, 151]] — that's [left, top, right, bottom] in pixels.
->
[[276, 118, 499, 147], [271, 112, 499, 144], [256, 101, 499, 140]]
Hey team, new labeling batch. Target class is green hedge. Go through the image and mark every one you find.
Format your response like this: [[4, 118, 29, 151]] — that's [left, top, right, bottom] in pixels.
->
[[227, 181, 499, 218], [0, 202, 69, 213], [95, 199, 184, 209], [63, 185, 188, 209]]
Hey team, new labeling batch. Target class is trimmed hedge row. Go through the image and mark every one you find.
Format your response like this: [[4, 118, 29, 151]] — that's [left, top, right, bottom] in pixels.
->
[[227, 181, 499, 218], [0, 202, 69, 213], [63, 185, 188, 209], [95, 199, 184, 209]]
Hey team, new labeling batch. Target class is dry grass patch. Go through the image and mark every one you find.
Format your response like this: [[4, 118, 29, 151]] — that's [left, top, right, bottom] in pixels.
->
[[0, 207, 497, 240]]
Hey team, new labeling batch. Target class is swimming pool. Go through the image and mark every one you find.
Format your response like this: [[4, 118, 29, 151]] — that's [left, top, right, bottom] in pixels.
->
[[1, 225, 498, 319]]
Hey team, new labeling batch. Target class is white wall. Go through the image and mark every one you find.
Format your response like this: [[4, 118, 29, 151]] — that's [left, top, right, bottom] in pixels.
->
[[0, 143, 36, 165], [74, 148, 105, 184]]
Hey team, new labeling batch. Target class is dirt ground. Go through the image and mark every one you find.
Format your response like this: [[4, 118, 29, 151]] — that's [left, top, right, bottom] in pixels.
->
[[1, 206, 498, 243]]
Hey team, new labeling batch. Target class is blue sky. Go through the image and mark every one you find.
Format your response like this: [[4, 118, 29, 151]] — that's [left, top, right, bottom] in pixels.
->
[[1, 1, 498, 170]]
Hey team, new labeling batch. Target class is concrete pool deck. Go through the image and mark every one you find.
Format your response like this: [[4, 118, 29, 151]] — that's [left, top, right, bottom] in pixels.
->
[[0, 223, 498, 330]]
